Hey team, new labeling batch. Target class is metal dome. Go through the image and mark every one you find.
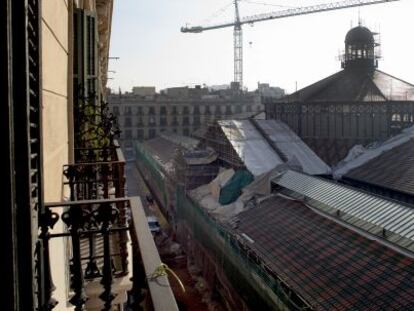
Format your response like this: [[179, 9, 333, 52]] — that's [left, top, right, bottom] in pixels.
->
[[345, 26, 375, 45]]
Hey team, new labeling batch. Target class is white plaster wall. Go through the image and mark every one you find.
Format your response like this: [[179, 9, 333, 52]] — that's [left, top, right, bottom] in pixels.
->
[[41, 0, 71, 309]]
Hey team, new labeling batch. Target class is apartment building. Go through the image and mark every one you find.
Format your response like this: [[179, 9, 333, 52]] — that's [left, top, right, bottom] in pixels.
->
[[108, 86, 270, 148], [2, 1, 176, 310]]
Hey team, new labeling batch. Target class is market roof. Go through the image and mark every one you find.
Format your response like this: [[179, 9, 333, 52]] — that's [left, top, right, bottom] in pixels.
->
[[217, 120, 330, 176], [232, 195, 414, 310], [334, 125, 414, 171], [218, 120, 284, 176], [272, 170, 414, 252], [341, 137, 414, 197], [140, 132, 199, 173], [279, 69, 414, 102], [254, 120, 331, 175], [302, 137, 364, 166]]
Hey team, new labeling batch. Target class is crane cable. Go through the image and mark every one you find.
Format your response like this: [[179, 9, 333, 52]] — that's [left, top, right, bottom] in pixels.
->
[[241, 0, 297, 9], [201, 2, 234, 25]]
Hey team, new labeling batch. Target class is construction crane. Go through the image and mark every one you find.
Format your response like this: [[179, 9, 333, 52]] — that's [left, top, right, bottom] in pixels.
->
[[181, 0, 399, 89]]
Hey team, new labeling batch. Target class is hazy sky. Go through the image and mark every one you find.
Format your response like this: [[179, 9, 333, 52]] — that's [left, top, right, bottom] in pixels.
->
[[107, 0, 414, 93]]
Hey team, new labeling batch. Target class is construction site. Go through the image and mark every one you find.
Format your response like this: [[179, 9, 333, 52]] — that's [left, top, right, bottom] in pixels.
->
[[134, 115, 414, 309], [125, 1, 414, 310], [108, 0, 414, 310]]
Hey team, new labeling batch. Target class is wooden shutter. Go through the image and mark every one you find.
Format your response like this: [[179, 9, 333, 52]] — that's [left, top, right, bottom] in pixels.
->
[[73, 9, 99, 151], [4, 0, 44, 310], [74, 9, 98, 99]]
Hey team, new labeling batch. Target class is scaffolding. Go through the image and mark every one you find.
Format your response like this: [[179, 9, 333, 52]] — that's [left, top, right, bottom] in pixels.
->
[[199, 121, 246, 169]]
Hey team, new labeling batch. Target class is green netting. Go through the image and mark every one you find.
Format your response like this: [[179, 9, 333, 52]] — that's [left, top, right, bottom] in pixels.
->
[[134, 142, 169, 208], [176, 186, 309, 311]]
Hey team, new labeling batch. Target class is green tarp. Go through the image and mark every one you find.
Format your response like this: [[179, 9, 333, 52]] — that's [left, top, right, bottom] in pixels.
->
[[219, 170, 254, 205]]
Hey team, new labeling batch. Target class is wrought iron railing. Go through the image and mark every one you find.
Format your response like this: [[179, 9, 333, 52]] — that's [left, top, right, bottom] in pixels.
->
[[42, 198, 128, 310], [63, 144, 129, 276], [39, 196, 179, 311], [73, 95, 121, 161]]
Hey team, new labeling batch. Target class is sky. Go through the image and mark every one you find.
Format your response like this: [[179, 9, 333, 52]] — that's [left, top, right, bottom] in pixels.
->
[[107, 0, 414, 94]]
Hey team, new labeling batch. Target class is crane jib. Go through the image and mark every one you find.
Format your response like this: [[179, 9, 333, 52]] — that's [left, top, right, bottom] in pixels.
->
[[181, 0, 400, 33]]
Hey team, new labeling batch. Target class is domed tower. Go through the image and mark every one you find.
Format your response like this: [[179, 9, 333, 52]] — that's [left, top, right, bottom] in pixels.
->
[[342, 26, 378, 70]]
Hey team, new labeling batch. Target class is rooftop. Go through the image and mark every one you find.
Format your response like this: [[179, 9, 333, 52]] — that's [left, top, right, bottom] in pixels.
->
[[217, 119, 330, 176], [341, 141, 414, 197], [231, 194, 414, 310], [279, 69, 414, 103], [272, 170, 414, 252]]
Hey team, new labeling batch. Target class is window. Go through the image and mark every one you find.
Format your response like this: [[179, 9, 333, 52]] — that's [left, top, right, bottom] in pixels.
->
[[124, 117, 132, 127], [172, 117, 179, 126], [148, 107, 155, 115], [171, 106, 177, 115], [136, 117, 144, 127], [214, 106, 221, 116], [193, 116, 201, 126], [149, 129, 156, 138], [183, 116, 189, 125], [235, 105, 242, 114], [204, 106, 211, 115], [160, 116, 167, 126], [403, 114, 410, 122], [183, 106, 189, 115], [392, 113, 401, 122], [183, 128, 190, 136], [112, 106, 120, 116], [225, 105, 232, 115], [124, 106, 132, 115], [125, 130, 132, 139], [137, 129, 144, 140], [149, 116, 156, 126], [160, 106, 167, 115], [194, 106, 200, 115]]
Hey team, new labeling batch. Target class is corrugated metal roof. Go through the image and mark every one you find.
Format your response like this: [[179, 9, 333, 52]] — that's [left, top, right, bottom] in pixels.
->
[[218, 120, 283, 176], [272, 170, 414, 252], [255, 120, 331, 175], [233, 195, 414, 311]]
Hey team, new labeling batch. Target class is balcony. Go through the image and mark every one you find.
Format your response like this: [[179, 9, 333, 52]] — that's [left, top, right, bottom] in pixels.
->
[[39, 145, 178, 310]]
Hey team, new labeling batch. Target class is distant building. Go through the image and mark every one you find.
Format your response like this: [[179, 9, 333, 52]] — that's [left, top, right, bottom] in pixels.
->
[[257, 82, 285, 98], [109, 85, 279, 148], [132, 86, 156, 96], [265, 26, 414, 165]]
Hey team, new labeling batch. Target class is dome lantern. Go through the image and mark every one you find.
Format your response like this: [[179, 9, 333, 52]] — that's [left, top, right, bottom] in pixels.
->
[[342, 26, 378, 70]]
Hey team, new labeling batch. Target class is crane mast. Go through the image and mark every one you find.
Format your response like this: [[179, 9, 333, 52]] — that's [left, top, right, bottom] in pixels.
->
[[234, 0, 243, 88], [181, 0, 400, 89]]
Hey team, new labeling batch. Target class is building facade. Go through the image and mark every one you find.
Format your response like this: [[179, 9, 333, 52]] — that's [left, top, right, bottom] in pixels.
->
[[2, 1, 177, 310], [108, 87, 268, 148]]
